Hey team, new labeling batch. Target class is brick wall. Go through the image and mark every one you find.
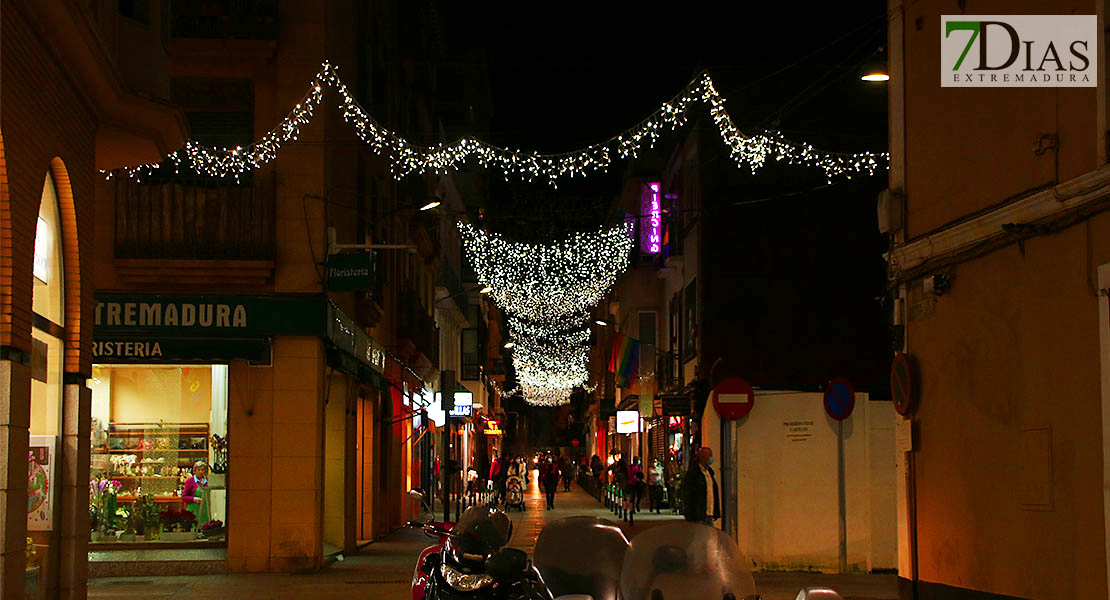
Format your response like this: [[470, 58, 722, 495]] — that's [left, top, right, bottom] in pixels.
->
[[1, 0, 97, 376]]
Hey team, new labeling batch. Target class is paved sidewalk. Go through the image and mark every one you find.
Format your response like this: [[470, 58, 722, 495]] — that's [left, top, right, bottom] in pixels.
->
[[88, 475, 896, 599]]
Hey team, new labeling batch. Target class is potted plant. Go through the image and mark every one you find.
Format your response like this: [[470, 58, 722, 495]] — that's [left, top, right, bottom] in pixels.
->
[[136, 495, 161, 541], [200, 519, 225, 540], [159, 509, 198, 541], [89, 479, 122, 542]]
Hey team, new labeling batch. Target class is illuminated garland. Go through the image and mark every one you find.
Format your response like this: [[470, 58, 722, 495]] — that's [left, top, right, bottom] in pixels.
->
[[459, 222, 633, 324], [104, 61, 887, 186], [462, 223, 631, 406]]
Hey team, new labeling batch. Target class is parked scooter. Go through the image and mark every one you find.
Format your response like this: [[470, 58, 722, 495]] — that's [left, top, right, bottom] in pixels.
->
[[409, 490, 848, 600], [480, 519, 849, 600], [410, 503, 520, 600]]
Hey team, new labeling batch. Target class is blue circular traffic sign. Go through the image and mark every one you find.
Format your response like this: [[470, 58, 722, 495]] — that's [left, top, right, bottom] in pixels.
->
[[824, 377, 856, 421]]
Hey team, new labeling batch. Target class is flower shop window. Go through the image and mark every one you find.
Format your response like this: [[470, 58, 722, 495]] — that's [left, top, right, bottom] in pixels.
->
[[88, 364, 229, 545]]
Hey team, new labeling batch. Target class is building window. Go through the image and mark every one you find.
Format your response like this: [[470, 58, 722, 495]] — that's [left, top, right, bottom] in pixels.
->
[[118, 0, 150, 24], [461, 328, 479, 380]]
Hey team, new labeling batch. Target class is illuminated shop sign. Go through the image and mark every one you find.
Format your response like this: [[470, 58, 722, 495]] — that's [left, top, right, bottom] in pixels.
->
[[616, 410, 640, 434], [640, 182, 662, 254]]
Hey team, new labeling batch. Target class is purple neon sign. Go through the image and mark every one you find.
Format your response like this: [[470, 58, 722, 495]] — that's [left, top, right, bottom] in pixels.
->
[[640, 182, 662, 254]]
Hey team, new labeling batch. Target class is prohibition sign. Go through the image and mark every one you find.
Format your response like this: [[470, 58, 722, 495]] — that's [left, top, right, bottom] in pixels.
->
[[891, 352, 914, 416], [824, 377, 855, 421]]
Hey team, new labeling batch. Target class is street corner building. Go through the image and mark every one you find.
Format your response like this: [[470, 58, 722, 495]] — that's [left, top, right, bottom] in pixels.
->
[[888, 0, 1110, 599], [0, 1, 506, 598]]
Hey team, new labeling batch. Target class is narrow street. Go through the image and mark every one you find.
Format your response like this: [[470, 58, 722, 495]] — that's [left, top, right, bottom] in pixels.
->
[[87, 476, 896, 600]]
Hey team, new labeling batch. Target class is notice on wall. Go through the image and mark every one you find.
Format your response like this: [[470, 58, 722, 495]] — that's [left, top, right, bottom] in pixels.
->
[[783, 420, 814, 443]]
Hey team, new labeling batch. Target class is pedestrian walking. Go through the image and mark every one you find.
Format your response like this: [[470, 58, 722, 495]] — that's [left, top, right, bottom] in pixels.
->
[[559, 456, 572, 492], [540, 453, 560, 509], [628, 456, 646, 513], [648, 458, 665, 513], [680, 447, 720, 526]]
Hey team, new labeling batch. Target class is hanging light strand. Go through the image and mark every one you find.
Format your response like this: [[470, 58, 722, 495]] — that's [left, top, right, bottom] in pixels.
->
[[104, 62, 888, 186]]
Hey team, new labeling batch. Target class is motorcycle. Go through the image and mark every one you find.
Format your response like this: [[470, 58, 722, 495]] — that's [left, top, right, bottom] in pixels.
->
[[410, 504, 519, 600]]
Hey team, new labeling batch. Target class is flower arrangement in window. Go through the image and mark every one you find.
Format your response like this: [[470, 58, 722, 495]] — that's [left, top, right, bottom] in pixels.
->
[[209, 433, 228, 474]]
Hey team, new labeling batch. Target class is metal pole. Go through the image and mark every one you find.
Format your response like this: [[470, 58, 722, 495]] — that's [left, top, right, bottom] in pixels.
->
[[837, 419, 847, 574], [442, 419, 451, 523]]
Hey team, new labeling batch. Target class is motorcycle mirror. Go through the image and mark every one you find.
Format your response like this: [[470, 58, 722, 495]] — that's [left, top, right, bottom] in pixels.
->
[[406, 520, 425, 528], [795, 588, 844, 600], [485, 547, 528, 582]]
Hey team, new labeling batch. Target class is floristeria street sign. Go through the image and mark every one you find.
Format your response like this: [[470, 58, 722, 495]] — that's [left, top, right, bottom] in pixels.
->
[[326, 252, 378, 291]]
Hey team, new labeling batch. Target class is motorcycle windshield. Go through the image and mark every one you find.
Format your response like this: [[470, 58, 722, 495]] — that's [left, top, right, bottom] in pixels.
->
[[448, 506, 512, 558], [533, 516, 629, 600], [620, 522, 757, 600]]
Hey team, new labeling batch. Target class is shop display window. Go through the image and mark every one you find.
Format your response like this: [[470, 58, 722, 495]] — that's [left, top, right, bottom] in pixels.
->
[[89, 364, 229, 544]]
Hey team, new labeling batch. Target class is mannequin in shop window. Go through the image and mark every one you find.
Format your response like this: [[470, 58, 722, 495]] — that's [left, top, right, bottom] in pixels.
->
[[182, 461, 210, 531]]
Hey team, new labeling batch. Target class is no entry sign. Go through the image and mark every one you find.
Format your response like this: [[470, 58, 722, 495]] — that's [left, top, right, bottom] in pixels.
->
[[824, 377, 855, 421], [891, 353, 914, 417], [712, 377, 755, 420]]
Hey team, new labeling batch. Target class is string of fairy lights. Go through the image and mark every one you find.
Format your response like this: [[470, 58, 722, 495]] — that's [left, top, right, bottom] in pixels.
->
[[103, 61, 887, 186], [461, 223, 634, 406]]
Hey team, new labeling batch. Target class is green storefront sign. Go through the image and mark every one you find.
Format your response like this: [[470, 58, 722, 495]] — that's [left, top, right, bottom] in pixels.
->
[[93, 338, 272, 364], [95, 294, 326, 337], [94, 294, 384, 375]]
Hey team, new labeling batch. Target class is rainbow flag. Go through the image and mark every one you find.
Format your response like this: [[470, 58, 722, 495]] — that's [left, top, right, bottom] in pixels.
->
[[608, 333, 640, 387]]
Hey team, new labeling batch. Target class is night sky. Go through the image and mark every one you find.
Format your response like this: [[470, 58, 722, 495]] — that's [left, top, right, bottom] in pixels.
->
[[447, 3, 888, 155]]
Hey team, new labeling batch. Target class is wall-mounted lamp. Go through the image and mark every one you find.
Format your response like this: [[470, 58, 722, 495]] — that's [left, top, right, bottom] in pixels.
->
[[419, 200, 441, 211], [480, 286, 493, 294], [503, 342, 515, 349]]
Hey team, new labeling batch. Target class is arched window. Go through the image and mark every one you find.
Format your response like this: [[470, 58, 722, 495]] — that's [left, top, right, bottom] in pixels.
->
[[30, 172, 65, 438]]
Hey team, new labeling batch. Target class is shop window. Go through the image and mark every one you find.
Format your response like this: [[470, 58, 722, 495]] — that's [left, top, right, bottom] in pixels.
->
[[89, 365, 229, 545]]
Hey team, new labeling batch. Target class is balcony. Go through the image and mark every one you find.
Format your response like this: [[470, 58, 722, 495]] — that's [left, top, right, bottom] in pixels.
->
[[112, 176, 275, 288], [397, 290, 440, 369], [169, 0, 279, 40]]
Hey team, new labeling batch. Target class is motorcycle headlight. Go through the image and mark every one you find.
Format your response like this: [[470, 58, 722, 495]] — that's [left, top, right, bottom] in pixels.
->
[[440, 562, 494, 591]]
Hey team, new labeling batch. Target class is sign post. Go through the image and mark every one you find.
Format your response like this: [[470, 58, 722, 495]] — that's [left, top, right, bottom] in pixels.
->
[[440, 370, 455, 523], [824, 376, 855, 576]]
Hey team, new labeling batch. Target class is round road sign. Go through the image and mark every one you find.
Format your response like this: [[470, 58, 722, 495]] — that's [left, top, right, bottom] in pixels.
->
[[891, 353, 914, 417], [712, 377, 755, 420], [824, 377, 856, 421]]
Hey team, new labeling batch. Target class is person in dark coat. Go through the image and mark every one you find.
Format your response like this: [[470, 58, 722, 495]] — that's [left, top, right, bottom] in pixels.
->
[[680, 447, 720, 525], [540, 453, 560, 509]]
